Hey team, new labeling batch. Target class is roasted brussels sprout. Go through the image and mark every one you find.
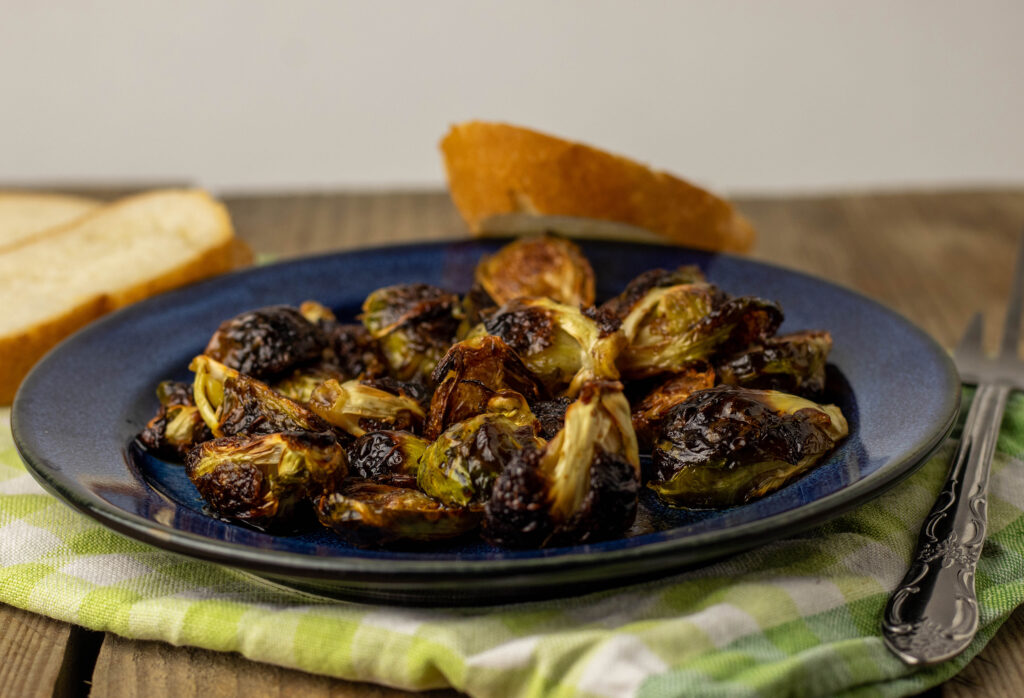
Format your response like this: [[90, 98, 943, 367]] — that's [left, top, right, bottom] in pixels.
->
[[418, 414, 543, 508], [617, 282, 782, 379], [477, 297, 625, 397], [308, 378, 425, 437], [139, 380, 212, 458], [716, 330, 832, 396], [360, 284, 460, 382], [187, 431, 347, 525], [425, 335, 546, 439], [485, 381, 640, 547], [631, 360, 716, 449], [650, 385, 848, 509], [316, 480, 482, 547], [204, 305, 327, 379], [190, 355, 329, 438], [347, 430, 428, 486], [474, 235, 596, 307]]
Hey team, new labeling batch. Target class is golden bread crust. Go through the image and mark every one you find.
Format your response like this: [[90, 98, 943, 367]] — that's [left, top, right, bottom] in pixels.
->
[[440, 121, 755, 253]]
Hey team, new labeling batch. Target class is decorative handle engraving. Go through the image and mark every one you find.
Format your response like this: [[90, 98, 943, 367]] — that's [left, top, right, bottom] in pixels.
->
[[882, 383, 1010, 665]]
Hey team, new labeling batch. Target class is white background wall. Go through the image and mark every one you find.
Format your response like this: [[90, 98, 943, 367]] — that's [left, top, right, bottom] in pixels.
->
[[1, 1, 1022, 194]]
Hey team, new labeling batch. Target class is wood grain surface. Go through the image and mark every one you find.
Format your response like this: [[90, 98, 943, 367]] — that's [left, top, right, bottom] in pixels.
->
[[3, 188, 1023, 697]]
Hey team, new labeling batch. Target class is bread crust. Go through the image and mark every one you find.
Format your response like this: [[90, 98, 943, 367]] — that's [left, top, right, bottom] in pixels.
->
[[1, 190, 245, 404], [440, 121, 755, 253]]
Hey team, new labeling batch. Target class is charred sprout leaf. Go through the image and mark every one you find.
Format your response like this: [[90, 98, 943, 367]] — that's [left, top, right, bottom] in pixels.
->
[[187, 431, 347, 524], [418, 414, 544, 508], [347, 430, 428, 486], [308, 378, 425, 437], [479, 297, 625, 397], [190, 355, 329, 438], [474, 235, 596, 307], [139, 381, 211, 459], [272, 363, 347, 404], [360, 376, 432, 413], [316, 480, 482, 547], [599, 266, 707, 320], [631, 361, 716, 449], [617, 283, 782, 379], [361, 284, 460, 383], [716, 330, 832, 396], [324, 323, 387, 381], [531, 397, 573, 441], [650, 385, 848, 509], [204, 305, 327, 379], [425, 335, 546, 439], [484, 381, 640, 547]]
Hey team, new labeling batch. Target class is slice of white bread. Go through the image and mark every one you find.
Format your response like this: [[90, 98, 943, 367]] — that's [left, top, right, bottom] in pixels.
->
[[0, 189, 246, 404], [440, 121, 756, 253], [0, 192, 100, 252]]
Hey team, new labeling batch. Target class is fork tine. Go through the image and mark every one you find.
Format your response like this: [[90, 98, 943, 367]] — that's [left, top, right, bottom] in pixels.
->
[[999, 232, 1024, 358], [955, 312, 985, 359]]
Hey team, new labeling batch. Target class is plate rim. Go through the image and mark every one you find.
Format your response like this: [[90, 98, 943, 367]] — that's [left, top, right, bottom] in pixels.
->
[[11, 238, 961, 582]]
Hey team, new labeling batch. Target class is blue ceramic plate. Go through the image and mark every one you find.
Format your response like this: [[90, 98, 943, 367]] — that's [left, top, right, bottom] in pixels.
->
[[12, 239, 960, 605]]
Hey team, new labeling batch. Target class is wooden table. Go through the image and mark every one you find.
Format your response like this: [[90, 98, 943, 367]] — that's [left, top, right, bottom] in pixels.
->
[[3, 188, 1024, 697]]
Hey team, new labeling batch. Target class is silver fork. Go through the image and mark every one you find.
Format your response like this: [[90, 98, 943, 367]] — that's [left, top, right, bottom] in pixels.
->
[[882, 235, 1024, 665]]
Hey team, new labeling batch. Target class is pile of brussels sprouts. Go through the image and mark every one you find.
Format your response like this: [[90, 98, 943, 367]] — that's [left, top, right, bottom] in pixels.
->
[[139, 236, 848, 548]]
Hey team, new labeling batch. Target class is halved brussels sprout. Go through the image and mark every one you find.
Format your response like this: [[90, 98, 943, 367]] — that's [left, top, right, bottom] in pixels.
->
[[204, 305, 327, 379], [425, 335, 546, 439], [190, 355, 329, 438], [316, 480, 482, 547], [477, 297, 625, 397], [360, 284, 460, 383], [139, 380, 212, 459], [617, 283, 782, 379], [716, 330, 832, 396], [631, 360, 716, 449], [418, 414, 543, 508], [187, 431, 347, 524], [308, 378, 425, 437], [485, 381, 640, 547], [474, 235, 596, 307], [347, 430, 428, 486], [650, 385, 848, 509]]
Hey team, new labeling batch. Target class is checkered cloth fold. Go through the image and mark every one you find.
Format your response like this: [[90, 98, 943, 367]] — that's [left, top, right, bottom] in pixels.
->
[[3, 393, 1024, 698]]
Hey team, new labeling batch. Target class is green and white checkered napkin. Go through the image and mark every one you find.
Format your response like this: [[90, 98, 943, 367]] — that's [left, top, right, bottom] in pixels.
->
[[4, 392, 1024, 698]]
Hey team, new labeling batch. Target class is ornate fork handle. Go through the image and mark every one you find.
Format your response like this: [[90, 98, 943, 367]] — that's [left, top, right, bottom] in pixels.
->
[[882, 383, 1010, 664]]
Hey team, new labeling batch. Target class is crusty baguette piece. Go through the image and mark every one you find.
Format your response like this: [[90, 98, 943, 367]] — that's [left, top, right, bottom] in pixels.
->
[[440, 121, 756, 253], [0, 192, 100, 252], [0, 189, 244, 404]]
